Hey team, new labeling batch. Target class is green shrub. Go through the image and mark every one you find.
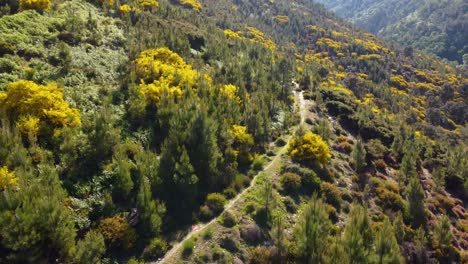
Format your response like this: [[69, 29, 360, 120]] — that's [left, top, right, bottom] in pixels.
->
[[366, 139, 388, 159], [199, 205, 213, 221], [223, 187, 237, 199], [282, 164, 321, 192], [335, 141, 352, 153], [249, 246, 274, 264], [275, 137, 287, 147], [232, 174, 249, 191], [251, 154, 265, 171], [202, 227, 213, 240], [376, 187, 405, 211], [142, 238, 168, 260], [205, 193, 227, 214], [373, 159, 387, 170], [182, 237, 196, 256], [280, 172, 302, 193], [283, 196, 297, 213], [320, 182, 342, 209], [97, 216, 137, 250], [220, 211, 237, 227]]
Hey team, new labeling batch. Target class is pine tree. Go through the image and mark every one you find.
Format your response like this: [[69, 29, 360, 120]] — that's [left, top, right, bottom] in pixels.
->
[[393, 212, 406, 243], [324, 236, 347, 264], [73, 230, 106, 264], [432, 167, 446, 192], [398, 153, 416, 186], [374, 217, 402, 264], [406, 175, 426, 228], [294, 194, 331, 264], [351, 137, 367, 173], [137, 176, 165, 237], [270, 213, 286, 262], [342, 204, 373, 264], [188, 111, 221, 192], [0, 165, 77, 262], [433, 215, 453, 257]]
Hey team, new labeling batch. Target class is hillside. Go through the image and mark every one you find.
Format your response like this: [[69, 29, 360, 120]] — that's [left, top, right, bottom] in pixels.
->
[[0, 0, 466, 263], [315, 0, 468, 63]]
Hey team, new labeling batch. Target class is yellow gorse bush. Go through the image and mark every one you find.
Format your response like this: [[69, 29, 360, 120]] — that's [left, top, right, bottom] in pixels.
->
[[19, 0, 51, 11], [135, 48, 203, 103], [138, 0, 159, 9], [0, 80, 81, 136], [274, 15, 289, 23], [177, 0, 202, 10], [119, 4, 132, 13], [230, 125, 253, 145], [220, 84, 241, 104], [288, 132, 331, 166], [0, 166, 17, 190]]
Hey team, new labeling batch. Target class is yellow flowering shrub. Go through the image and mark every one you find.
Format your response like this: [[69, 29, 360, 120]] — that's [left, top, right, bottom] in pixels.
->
[[230, 125, 253, 146], [135, 48, 200, 102], [177, 0, 202, 10], [0, 80, 81, 136], [390, 75, 408, 90], [119, 4, 132, 13], [246, 27, 277, 52], [19, 0, 51, 11], [17, 116, 40, 137], [274, 15, 289, 23], [288, 132, 331, 166], [224, 29, 246, 40], [0, 166, 17, 190], [138, 0, 159, 9], [220, 84, 241, 104], [358, 54, 383, 61], [229, 125, 254, 165], [316, 38, 342, 50]]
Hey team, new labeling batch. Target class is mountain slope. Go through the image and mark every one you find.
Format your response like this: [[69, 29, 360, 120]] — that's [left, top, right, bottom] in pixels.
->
[[0, 0, 466, 263], [315, 0, 468, 63]]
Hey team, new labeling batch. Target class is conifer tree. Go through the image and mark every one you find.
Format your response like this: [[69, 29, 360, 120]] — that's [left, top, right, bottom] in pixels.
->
[[393, 212, 406, 243], [342, 204, 374, 264], [352, 137, 367, 173], [374, 217, 402, 264], [433, 215, 453, 258], [137, 176, 165, 237], [325, 236, 347, 264], [294, 194, 331, 264], [406, 175, 426, 228], [0, 165, 77, 262]]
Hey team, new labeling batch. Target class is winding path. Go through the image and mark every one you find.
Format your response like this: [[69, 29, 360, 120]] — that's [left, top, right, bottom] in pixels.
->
[[155, 91, 305, 264]]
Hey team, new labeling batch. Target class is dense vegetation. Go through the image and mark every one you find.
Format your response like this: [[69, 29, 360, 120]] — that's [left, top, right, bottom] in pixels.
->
[[315, 0, 468, 64], [0, 0, 466, 263]]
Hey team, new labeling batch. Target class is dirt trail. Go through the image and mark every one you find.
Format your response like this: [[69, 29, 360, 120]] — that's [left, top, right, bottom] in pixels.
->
[[155, 91, 305, 264]]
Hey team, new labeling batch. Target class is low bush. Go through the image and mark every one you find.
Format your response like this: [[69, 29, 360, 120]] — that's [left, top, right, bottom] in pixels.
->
[[205, 193, 227, 214], [199, 205, 214, 221], [220, 211, 238, 227], [223, 187, 237, 199], [142, 238, 168, 260], [280, 172, 302, 193], [251, 154, 265, 171], [335, 141, 352, 153], [249, 246, 274, 264], [375, 187, 405, 211], [320, 182, 342, 209], [283, 196, 298, 213], [373, 159, 387, 170], [182, 237, 196, 256], [275, 137, 287, 147]]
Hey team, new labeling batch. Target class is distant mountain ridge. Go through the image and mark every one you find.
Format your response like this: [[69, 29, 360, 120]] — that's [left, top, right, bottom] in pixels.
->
[[315, 0, 468, 63]]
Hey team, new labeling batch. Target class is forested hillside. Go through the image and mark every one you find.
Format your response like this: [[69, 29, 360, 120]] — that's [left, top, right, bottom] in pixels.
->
[[0, 0, 466, 263], [315, 0, 468, 63]]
